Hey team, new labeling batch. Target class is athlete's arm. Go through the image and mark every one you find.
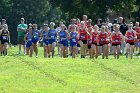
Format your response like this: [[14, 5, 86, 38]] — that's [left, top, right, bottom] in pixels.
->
[[97, 32, 100, 45], [106, 33, 109, 41], [125, 31, 128, 41], [133, 30, 137, 39], [120, 33, 124, 42], [68, 25, 71, 33], [110, 32, 114, 42], [40, 31, 43, 41], [66, 31, 70, 39]]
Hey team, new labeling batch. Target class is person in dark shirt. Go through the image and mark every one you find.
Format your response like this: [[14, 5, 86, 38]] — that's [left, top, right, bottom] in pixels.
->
[[119, 18, 128, 54], [96, 19, 102, 28], [120, 18, 128, 36]]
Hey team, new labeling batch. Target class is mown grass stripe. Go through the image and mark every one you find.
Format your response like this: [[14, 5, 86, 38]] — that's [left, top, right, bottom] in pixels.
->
[[14, 55, 68, 86], [99, 63, 138, 86]]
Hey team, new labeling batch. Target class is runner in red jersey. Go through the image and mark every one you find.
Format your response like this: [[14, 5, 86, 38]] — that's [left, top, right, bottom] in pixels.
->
[[68, 18, 78, 33], [91, 25, 99, 59], [83, 15, 88, 27], [87, 27, 93, 58], [78, 21, 88, 58], [111, 24, 123, 59], [87, 19, 94, 29], [125, 23, 137, 59], [76, 18, 81, 29], [135, 22, 140, 54], [105, 26, 111, 57], [98, 25, 109, 59]]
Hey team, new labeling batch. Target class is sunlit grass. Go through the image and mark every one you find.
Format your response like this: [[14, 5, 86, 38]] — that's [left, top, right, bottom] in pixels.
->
[[0, 46, 140, 93]]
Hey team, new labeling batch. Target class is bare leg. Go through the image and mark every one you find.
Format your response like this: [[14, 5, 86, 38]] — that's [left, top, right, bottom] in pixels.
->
[[18, 44, 21, 54], [117, 45, 120, 59], [72, 46, 77, 58]]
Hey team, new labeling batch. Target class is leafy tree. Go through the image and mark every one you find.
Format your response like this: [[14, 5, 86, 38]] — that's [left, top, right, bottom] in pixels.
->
[[0, 0, 50, 44]]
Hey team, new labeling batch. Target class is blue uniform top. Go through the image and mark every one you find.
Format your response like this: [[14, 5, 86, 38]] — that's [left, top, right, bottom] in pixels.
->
[[59, 31, 68, 41], [27, 32, 32, 41], [42, 31, 48, 41], [33, 29, 39, 40], [70, 31, 77, 42], [48, 29, 57, 40]]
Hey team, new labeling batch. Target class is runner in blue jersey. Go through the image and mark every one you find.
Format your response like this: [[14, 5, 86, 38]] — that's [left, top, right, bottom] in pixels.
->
[[58, 24, 69, 58], [69, 25, 78, 58], [24, 26, 33, 57], [48, 22, 57, 58], [32, 24, 40, 58], [42, 24, 49, 58]]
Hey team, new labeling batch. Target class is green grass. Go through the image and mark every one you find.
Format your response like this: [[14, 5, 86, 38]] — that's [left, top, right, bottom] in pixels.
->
[[0, 46, 140, 93]]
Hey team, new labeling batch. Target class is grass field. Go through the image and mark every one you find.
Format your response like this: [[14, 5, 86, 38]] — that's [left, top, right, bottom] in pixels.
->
[[0, 46, 140, 93]]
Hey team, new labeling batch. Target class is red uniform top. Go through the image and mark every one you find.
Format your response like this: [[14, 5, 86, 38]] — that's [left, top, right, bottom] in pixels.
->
[[76, 23, 81, 28], [98, 32, 108, 44], [92, 32, 98, 44], [79, 29, 87, 40], [135, 27, 140, 38], [107, 31, 111, 36], [87, 34, 92, 45], [85, 21, 88, 27], [126, 31, 135, 43], [112, 32, 122, 45]]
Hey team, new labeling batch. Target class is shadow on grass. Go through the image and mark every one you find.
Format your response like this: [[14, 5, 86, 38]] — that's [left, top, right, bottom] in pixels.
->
[[17, 57, 67, 86], [99, 63, 138, 87]]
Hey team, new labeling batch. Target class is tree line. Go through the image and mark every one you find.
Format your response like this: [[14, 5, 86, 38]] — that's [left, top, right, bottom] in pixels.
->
[[0, 0, 140, 44]]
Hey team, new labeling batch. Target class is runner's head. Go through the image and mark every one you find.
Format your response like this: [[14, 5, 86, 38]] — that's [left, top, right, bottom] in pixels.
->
[[118, 17, 123, 23], [50, 22, 55, 29], [33, 24, 37, 30], [20, 18, 25, 24], [114, 24, 120, 32], [101, 25, 105, 32], [97, 19, 102, 24], [88, 19, 92, 25], [94, 25, 99, 32], [29, 23, 32, 27], [128, 23, 133, 29], [2, 19, 6, 25], [71, 19, 76, 25], [81, 21, 85, 28], [83, 15, 87, 21], [60, 24, 66, 31], [3, 24, 8, 30], [71, 25, 76, 32], [28, 26, 33, 32], [59, 22, 63, 27], [135, 22, 139, 27], [43, 24, 48, 31], [88, 27, 93, 34]]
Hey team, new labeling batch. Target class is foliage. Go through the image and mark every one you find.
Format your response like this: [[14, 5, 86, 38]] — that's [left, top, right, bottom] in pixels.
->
[[0, 0, 50, 44], [0, 0, 140, 44]]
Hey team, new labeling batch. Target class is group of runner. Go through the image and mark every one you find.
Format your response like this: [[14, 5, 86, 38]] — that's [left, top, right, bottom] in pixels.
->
[[0, 15, 140, 59]]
